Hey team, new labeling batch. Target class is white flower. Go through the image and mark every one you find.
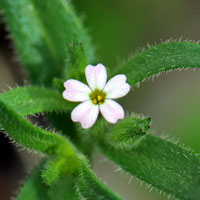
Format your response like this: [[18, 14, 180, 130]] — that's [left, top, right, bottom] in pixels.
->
[[63, 64, 130, 129]]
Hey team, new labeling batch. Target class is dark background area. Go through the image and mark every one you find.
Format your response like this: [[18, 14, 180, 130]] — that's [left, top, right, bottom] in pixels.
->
[[1, 0, 200, 199]]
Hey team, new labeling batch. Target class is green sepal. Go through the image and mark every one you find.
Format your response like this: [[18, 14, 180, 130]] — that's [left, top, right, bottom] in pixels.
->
[[107, 115, 151, 150]]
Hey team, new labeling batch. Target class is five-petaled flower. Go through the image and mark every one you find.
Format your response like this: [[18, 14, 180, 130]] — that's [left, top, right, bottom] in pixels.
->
[[63, 64, 130, 129]]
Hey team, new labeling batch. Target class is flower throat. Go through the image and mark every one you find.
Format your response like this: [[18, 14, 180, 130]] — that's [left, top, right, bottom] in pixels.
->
[[90, 89, 106, 105]]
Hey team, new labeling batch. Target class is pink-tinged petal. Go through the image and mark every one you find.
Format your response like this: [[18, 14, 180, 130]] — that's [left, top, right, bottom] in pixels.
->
[[63, 79, 91, 102], [85, 64, 107, 90], [100, 99, 124, 124], [104, 74, 130, 99], [71, 101, 99, 129]]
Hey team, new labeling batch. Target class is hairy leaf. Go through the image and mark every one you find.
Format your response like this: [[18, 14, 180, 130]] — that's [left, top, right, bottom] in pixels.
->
[[0, 98, 75, 155], [99, 132, 200, 200], [0, 86, 73, 116], [0, 87, 81, 185], [77, 159, 123, 200], [0, 0, 95, 86], [116, 42, 200, 86], [42, 155, 80, 186], [17, 161, 79, 200]]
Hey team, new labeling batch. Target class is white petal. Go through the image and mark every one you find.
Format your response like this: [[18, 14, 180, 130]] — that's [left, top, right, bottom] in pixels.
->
[[85, 64, 107, 90], [104, 74, 130, 99], [71, 101, 99, 129], [63, 79, 91, 102], [100, 99, 124, 124]]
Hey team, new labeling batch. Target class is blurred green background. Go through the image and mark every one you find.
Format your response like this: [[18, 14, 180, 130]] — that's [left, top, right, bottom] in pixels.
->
[[1, 0, 200, 199]]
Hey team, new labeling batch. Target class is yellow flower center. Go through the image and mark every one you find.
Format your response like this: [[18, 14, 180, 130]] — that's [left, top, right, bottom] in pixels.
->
[[90, 89, 106, 105]]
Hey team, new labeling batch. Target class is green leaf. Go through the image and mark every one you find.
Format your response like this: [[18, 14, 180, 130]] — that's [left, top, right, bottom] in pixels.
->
[[0, 86, 73, 116], [17, 161, 79, 200], [41, 155, 80, 186], [0, 86, 80, 183], [77, 158, 123, 200], [116, 42, 200, 86], [99, 131, 200, 200], [0, 98, 75, 155], [0, 0, 95, 86]]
